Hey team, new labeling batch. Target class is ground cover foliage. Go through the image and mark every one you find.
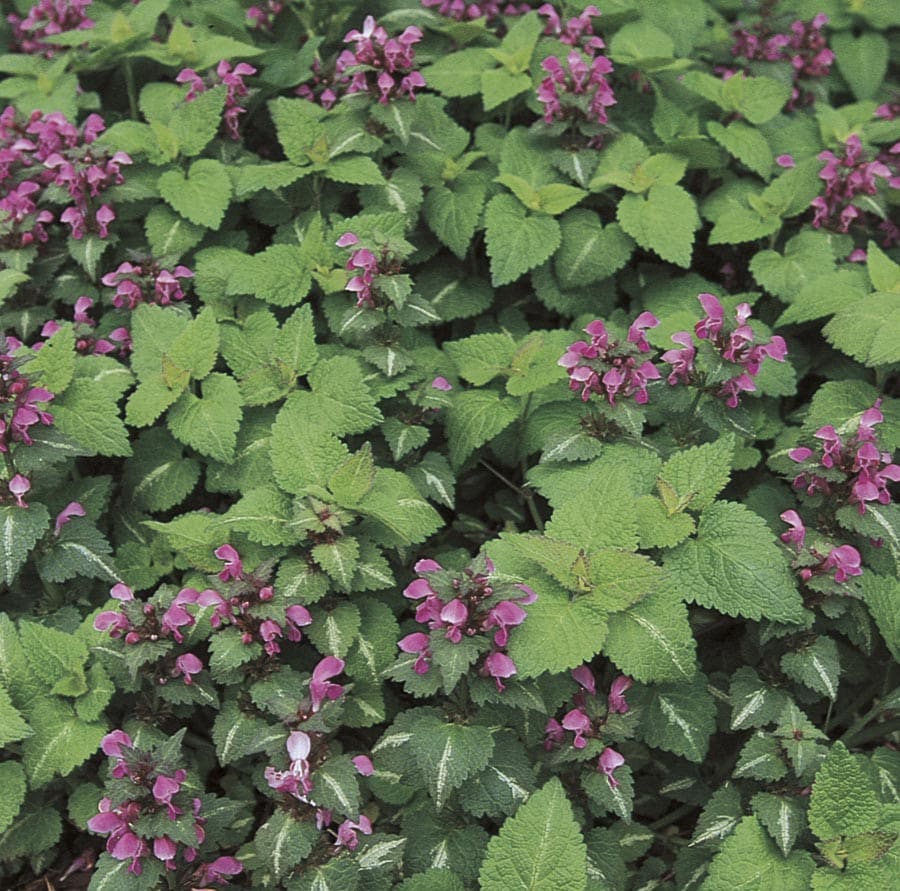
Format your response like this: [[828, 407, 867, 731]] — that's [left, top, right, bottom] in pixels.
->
[[0, 0, 899, 887]]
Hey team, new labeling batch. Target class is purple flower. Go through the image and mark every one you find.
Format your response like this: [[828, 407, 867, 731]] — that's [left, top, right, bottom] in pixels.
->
[[562, 708, 592, 749], [598, 747, 625, 789], [431, 376, 452, 391], [284, 603, 313, 642], [8, 474, 30, 507], [352, 755, 374, 776], [607, 675, 633, 714], [334, 814, 373, 850], [214, 544, 242, 581], [310, 656, 345, 712], [398, 631, 432, 674], [779, 510, 806, 551], [175, 653, 203, 685], [823, 545, 862, 583], [483, 651, 517, 692], [627, 312, 660, 352], [571, 665, 596, 695], [100, 729, 133, 757], [661, 331, 696, 385], [544, 717, 565, 750], [193, 856, 243, 886]]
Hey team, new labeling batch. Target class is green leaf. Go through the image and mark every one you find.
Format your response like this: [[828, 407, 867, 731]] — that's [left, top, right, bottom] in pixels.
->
[[21, 699, 106, 788], [750, 230, 839, 301], [25, 324, 75, 394], [634, 496, 695, 549], [124, 427, 200, 513], [609, 21, 674, 65], [555, 210, 633, 288], [446, 389, 520, 469], [753, 792, 806, 857], [144, 203, 205, 261], [603, 589, 697, 682], [506, 330, 571, 397], [53, 379, 131, 457], [268, 95, 324, 165], [410, 714, 493, 809], [658, 434, 735, 513], [866, 242, 900, 293], [864, 574, 900, 662], [0, 504, 50, 585], [664, 501, 807, 622], [775, 703, 828, 779], [0, 268, 29, 304], [445, 333, 517, 385], [167, 373, 242, 463], [703, 816, 815, 891], [211, 702, 285, 764], [409, 451, 457, 509], [382, 418, 429, 462], [824, 293, 900, 367], [0, 802, 61, 862], [164, 305, 219, 383], [169, 85, 226, 156], [312, 754, 361, 817], [0, 761, 26, 834], [0, 685, 30, 747], [832, 32, 888, 101], [484, 193, 562, 286], [228, 243, 313, 307], [729, 667, 792, 730], [481, 68, 532, 110], [311, 539, 360, 592], [458, 732, 536, 819], [781, 635, 841, 700], [777, 269, 869, 325], [214, 485, 293, 546], [734, 733, 789, 781], [617, 184, 699, 268], [324, 154, 385, 185], [707, 120, 773, 179], [632, 673, 716, 762], [724, 74, 792, 124], [424, 174, 488, 259], [423, 48, 494, 98], [254, 810, 318, 881], [479, 777, 587, 891], [38, 522, 118, 584], [505, 575, 608, 677], [809, 742, 881, 840], [357, 468, 444, 547], [158, 158, 232, 228]]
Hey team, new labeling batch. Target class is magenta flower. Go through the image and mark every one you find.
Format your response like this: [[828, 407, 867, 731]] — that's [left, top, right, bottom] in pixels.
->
[[214, 544, 242, 581], [627, 312, 660, 353], [823, 545, 862, 583], [562, 708, 592, 749], [398, 631, 432, 674], [284, 603, 313, 642], [483, 651, 517, 692], [153, 835, 177, 862], [598, 747, 625, 789], [661, 331, 696, 385], [334, 814, 373, 850], [8, 474, 30, 507], [352, 755, 374, 776], [607, 675, 633, 714], [431, 376, 452, 391], [193, 856, 243, 886], [101, 729, 133, 758], [571, 665, 596, 696], [310, 656, 345, 712], [544, 717, 565, 750], [175, 653, 203, 685], [779, 510, 806, 551]]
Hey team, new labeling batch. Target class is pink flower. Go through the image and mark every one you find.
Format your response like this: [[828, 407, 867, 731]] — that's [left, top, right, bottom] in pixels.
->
[[214, 544, 242, 581], [823, 545, 862, 583], [175, 653, 203, 685], [483, 651, 517, 691], [607, 675, 633, 714], [8, 474, 29, 507], [598, 747, 625, 788], [310, 656, 345, 712], [562, 708, 592, 749], [398, 631, 432, 674], [334, 814, 373, 850], [779, 510, 806, 551], [571, 665, 596, 695], [352, 755, 374, 776]]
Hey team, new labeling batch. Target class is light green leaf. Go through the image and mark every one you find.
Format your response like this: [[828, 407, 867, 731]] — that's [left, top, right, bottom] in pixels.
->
[[124, 427, 200, 513], [167, 373, 242, 463], [658, 434, 735, 513], [603, 589, 697, 682], [617, 184, 699, 268], [484, 193, 562, 286], [824, 293, 900, 367], [664, 501, 807, 622], [555, 210, 633, 288], [357, 468, 444, 547], [25, 325, 75, 394], [809, 742, 881, 840], [781, 636, 841, 700], [703, 816, 815, 890], [633, 673, 716, 762], [311, 538, 360, 591], [253, 810, 317, 880], [158, 158, 232, 228], [424, 174, 488, 259], [866, 242, 900, 293], [832, 32, 888, 101], [753, 792, 806, 857], [228, 243, 313, 307], [707, 120, 773, 179], [0, 504, 50, 585], [445, 333, 516, 385], [53, 380, 131, 457], [479, 778, 587, 891], [0, 685, 30, 747], [446, 389, 520, 469], [0, 761, 26, 833], [411, 714, 494, 810]]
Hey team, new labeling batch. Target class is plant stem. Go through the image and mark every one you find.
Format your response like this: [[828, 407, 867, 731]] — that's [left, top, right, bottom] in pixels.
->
[[842, 717, 900, 749], [124, 60, 138, 119]]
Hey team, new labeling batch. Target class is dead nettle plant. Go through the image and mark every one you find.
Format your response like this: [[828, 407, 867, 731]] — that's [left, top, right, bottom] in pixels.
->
[[0, 0, 899, 889]]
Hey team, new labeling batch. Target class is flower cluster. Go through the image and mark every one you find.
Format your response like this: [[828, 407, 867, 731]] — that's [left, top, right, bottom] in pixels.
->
[[0, 107, 130, 246], [7, 0, 94, 58], [335, 231, 402, 308], [246, 0, 283, 31], [545, 666, 630, 789], [780, 511, 863, 586], [538, 4, 604, 54], [0, 335, 55, 507], [101, 259, 193, 309], [335, 16, 426, 105], [788, 401, 899, 515], [88, 730, 242, 882], [810, 134, 898, 245], [682, 292, 788, 408], [397, 555, 536, 692], [558, 313, 661, 405], [264, 731, 374, 849], [176, 60, 257, 140], [728, 13, 833, 110], [41, 296, 131, 357], [420, 1, 532, 23]]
